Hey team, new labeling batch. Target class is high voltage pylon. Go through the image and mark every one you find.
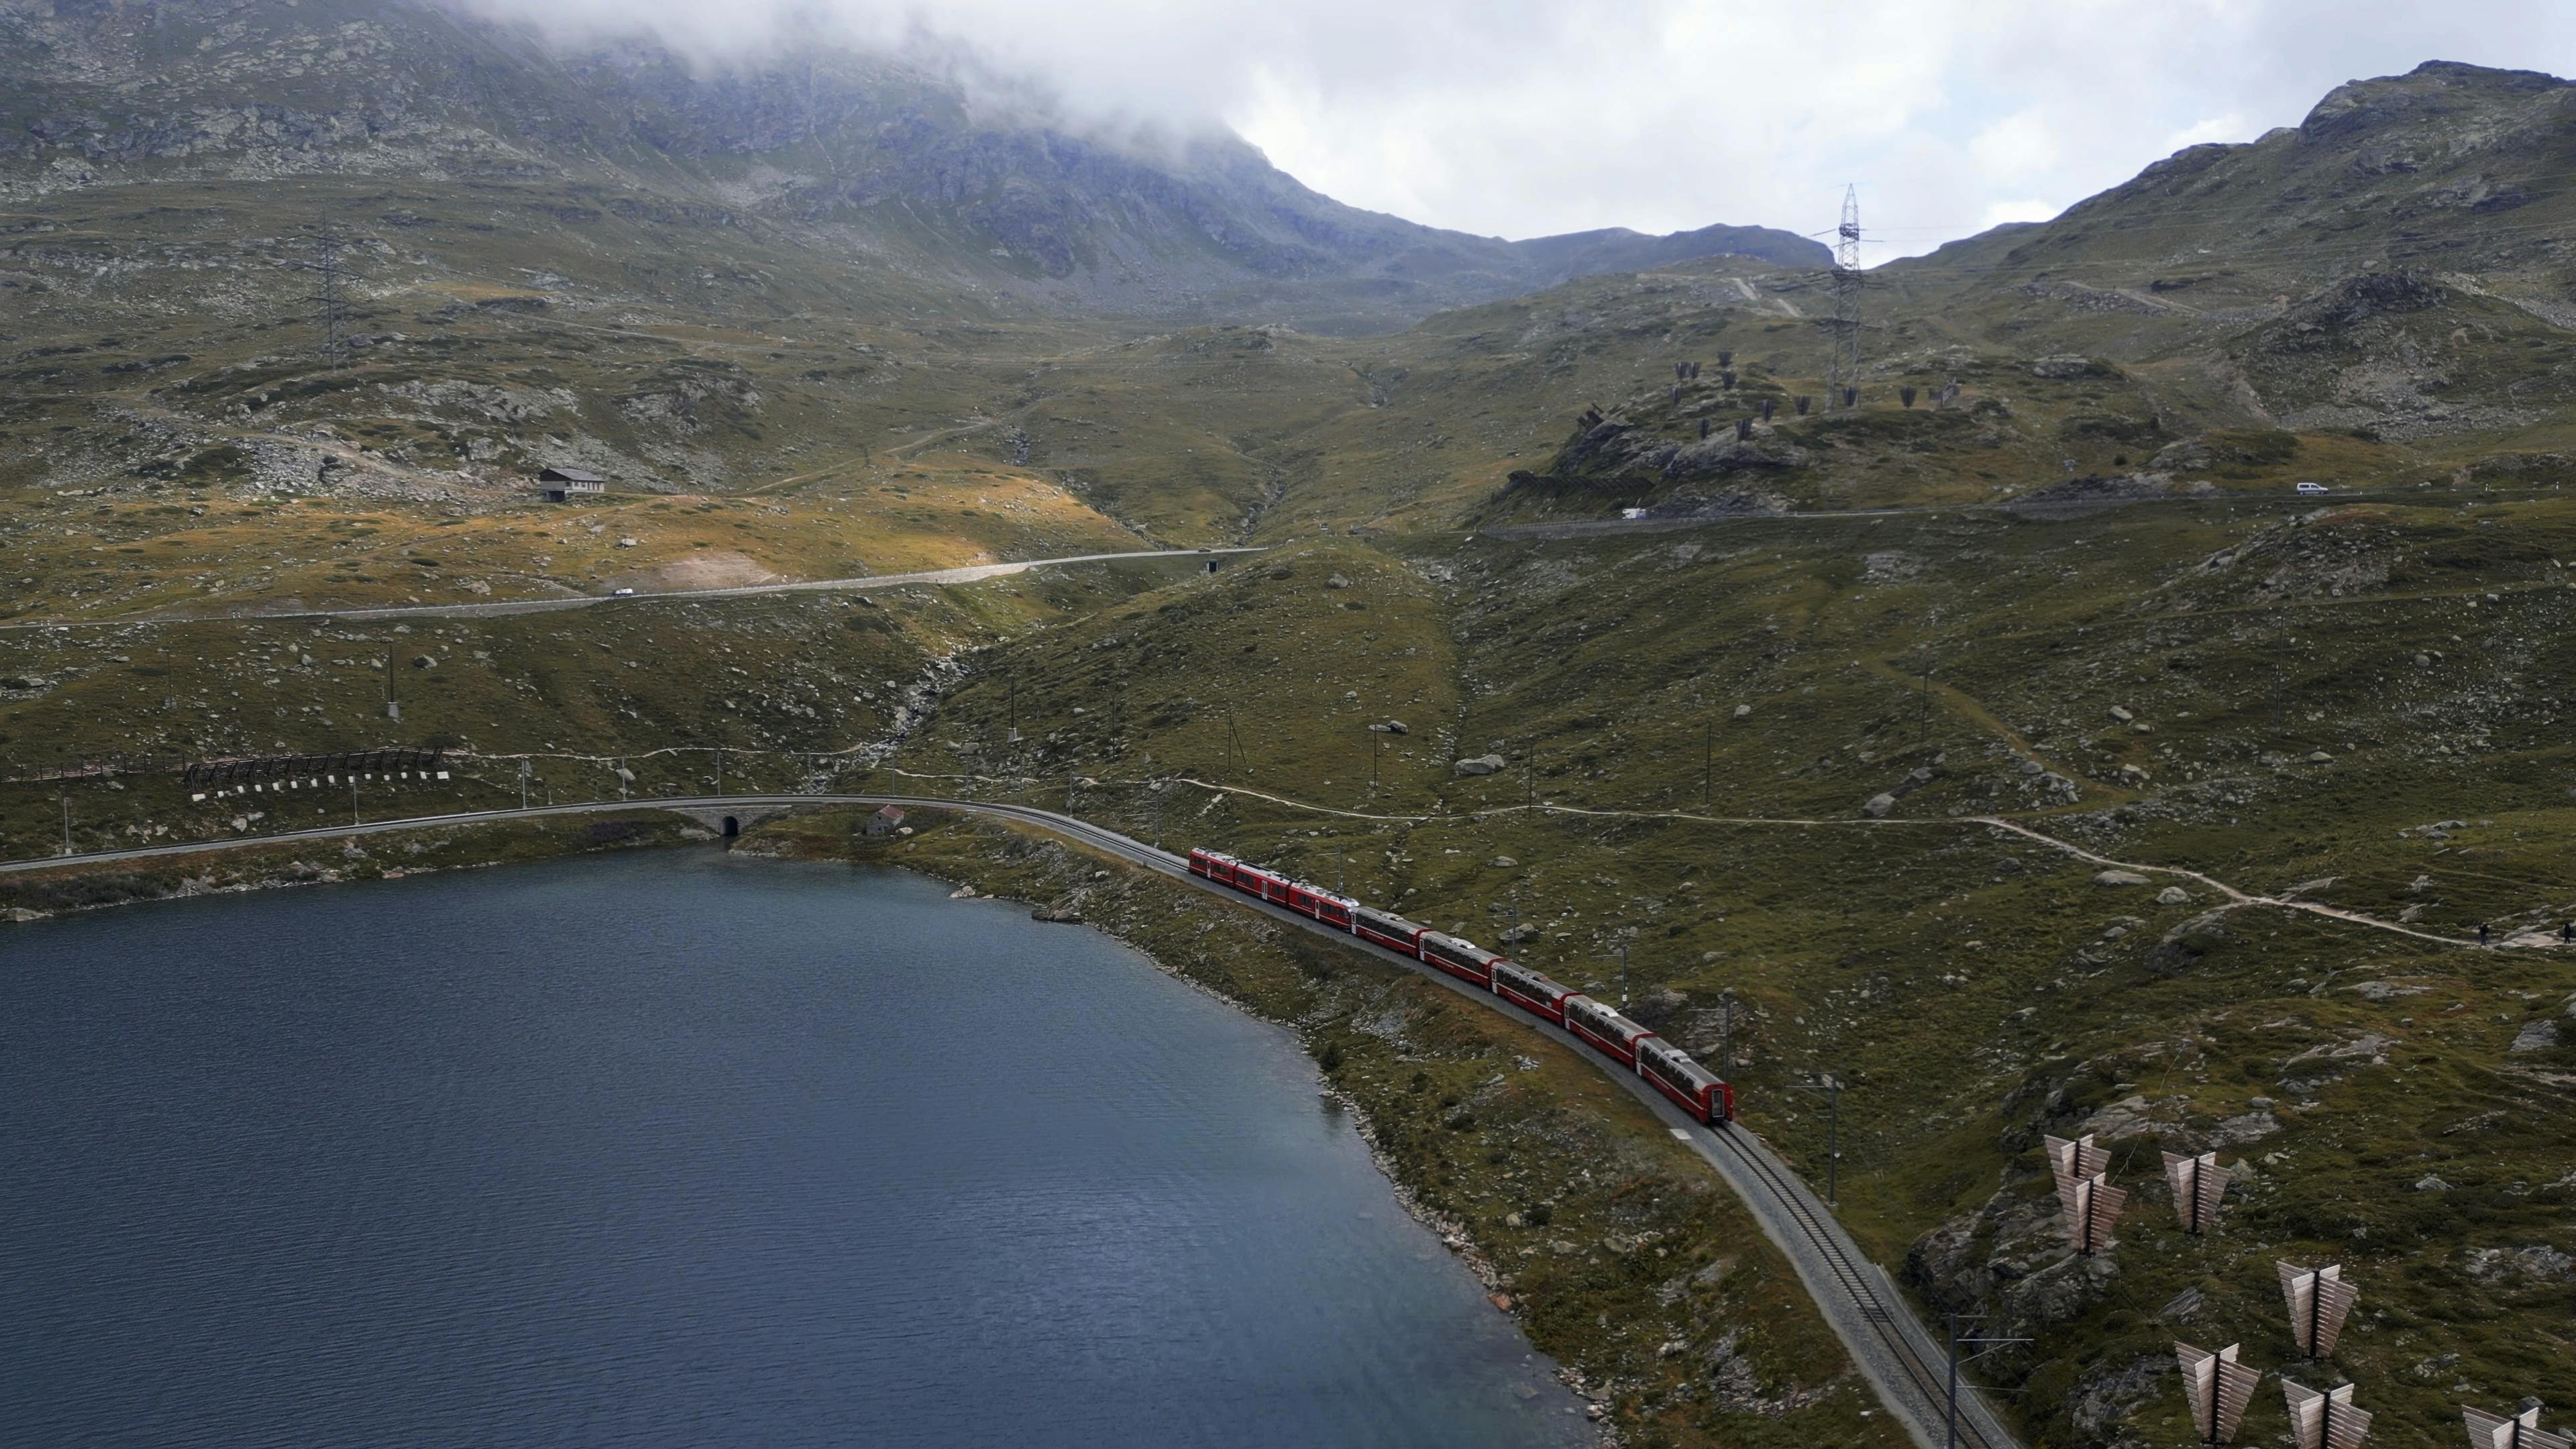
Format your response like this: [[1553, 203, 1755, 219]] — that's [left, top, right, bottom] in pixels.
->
[[1827, 184, 1862, 409], [299, 223, 356, 371]]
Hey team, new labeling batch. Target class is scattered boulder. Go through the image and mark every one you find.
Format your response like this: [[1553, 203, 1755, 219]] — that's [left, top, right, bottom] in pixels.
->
[[1326, 574, 1352, 590], [2157, 885, 2191, 906], [1733, 704, 1753, 718], [2031, 354, 2113, 379], [1453, 754, 1505, 776], [2416, 1175, 2452, 1192], [2511, 1019, 2559, 1053], [1862, 793, 1898, 818], [1488, 856, 1518, 869], [1031, 904, 1084, 924], [411, 654, 437, 669], [2145, 910, 2235, 975], [2094, 869, 2153, 887], [2463, 1245, 2575, 1281], [2108, 706, 2135, 723]]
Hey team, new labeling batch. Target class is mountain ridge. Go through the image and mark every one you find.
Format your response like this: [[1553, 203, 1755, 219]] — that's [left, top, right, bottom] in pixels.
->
[[0, 0, 1826, 332]]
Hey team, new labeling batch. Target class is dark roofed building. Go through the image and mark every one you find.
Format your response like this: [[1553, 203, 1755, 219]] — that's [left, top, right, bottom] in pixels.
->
[[536, 466, 606, 502], [865, 805, 908, 837]]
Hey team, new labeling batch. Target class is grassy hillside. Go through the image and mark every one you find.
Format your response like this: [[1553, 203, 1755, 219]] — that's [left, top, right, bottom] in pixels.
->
[[8, 36, 2576, 1449], [879, 504, 2576, 1447]]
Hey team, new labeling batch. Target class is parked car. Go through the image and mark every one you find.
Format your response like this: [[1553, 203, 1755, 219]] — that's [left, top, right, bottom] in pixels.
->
[[2296, 481, 2329, 496], [612, 587, 637, 596]]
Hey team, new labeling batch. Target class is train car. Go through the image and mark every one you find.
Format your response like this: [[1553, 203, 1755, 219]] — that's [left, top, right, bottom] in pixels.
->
[[1282, 880, 1356, 928], [1354, 906, 1427, 957], [1187, 849, 1237, 886], [1563, 995, 1655, 1067], [1491, 960, 1575, 1024], [1418, 932, 1505, 987], [1638, 1037, 1735, 1125]]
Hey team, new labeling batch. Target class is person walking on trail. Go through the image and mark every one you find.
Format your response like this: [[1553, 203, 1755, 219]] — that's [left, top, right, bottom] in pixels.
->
[[2561, 921, 2573, 945], [2478, 922, 2491, 949]]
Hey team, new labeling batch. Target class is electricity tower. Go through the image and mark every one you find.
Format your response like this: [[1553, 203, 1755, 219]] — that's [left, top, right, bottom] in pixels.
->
[[1826, 185, 1862, 409], [300, 223, 356, 371]]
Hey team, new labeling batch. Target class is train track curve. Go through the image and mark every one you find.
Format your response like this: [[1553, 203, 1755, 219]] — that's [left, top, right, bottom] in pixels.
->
[[1, 792, 2021, 1448]]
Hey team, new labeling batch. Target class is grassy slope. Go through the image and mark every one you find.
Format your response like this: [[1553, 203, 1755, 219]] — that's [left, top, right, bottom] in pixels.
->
[[878, 508, 2576, 1448]]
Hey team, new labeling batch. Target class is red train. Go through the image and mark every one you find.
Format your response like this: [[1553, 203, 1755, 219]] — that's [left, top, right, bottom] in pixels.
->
[[1187, 848, 1737, 1126]]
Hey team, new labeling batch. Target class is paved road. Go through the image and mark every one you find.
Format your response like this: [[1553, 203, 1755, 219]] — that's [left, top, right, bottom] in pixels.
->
[[1482, 484, 2534, 541], [3, 793, 2019, 1449], [1, 548, 1265, 631]]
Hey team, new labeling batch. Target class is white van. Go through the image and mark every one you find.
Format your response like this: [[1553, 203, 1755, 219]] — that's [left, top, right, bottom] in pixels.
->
[[2295, 481, 2328, 496]]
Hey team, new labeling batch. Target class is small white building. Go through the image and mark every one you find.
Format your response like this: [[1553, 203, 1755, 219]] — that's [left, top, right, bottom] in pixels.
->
[[537, 466, 607, 502]]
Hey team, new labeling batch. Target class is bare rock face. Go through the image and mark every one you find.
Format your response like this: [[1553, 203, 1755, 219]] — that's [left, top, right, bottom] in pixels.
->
[[1656, 435, 1810, 480]]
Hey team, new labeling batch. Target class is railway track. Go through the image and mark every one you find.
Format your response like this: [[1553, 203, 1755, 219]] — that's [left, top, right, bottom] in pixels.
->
[[1, 792, 2022, 1448]]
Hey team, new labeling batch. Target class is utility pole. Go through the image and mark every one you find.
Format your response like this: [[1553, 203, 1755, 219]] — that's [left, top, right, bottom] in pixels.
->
[[58, 753, 72, 857], [1008, 674, 1020, 745], [1719, 988, 1735, 1076], [1942, 1313, 2029, 1449], [1825, 185, 1863, 409], [519, 757, 531, 812], [1599, 943, 1631, 1009], [1791, 1074, 1842, 1205], [1703, 720, 1713, 806], [714, 739, 724, 797], [349, 771, 361, 826]]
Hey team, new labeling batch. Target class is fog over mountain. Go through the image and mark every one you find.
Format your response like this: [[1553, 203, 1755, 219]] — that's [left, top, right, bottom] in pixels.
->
[[458, 0, 2576, 254]]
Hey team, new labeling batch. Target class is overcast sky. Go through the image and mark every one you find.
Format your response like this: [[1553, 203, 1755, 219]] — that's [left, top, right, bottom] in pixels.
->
[[474, 0, 2576, 257]]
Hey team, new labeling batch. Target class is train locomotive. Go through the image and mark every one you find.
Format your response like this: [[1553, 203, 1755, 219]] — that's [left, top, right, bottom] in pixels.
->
[[1187, 848, 1737, 1126]]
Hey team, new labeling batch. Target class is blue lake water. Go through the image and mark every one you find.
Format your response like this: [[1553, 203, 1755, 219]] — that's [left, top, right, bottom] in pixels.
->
[[0, 849, 1587, 1447]]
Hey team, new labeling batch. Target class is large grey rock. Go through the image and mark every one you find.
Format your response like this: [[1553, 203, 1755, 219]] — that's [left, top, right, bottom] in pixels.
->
[[2157, 886, 2191, 906], [2094, 869, 2152, 887], [1452, 754, 1505, 776], [1862, 793, 1898, 818]]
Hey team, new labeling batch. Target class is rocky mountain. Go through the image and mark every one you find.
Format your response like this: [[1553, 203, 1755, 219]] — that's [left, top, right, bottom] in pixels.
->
[[0, 0, 1825, 333], [1487, 60, 2576, 521]]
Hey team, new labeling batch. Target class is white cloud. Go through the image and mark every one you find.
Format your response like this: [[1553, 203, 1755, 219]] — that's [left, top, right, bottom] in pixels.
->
[[1979, 199, 2062, 229], [2163, 114, 2252, 152], [1969, 111, 2063, 184], [460, 0, 2576, 256]]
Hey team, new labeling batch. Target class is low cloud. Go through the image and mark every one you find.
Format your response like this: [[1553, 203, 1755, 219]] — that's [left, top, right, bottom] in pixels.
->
[[455, 0, 2576, 255]]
